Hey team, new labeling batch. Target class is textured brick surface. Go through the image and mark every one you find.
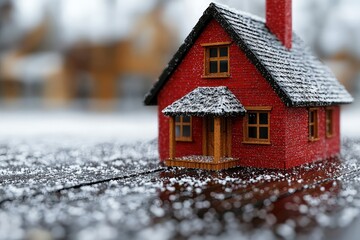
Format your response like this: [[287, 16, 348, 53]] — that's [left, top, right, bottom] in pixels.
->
[[285, 106, 340, 168], [157, 19, 340, 169], [266, 0, 292, 49], [145, 3, 353, 107]]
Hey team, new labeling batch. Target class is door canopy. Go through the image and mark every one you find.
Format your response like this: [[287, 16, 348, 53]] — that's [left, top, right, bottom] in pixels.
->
[[162, 86, 246, 117]]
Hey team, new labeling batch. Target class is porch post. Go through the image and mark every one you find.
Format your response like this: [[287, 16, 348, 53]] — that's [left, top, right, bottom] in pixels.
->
[[169, 116, 176, 159], [214, 117, 221, 163]]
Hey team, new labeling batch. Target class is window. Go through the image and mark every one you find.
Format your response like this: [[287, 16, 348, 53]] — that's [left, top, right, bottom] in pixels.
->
[[243, 108, 271, 144], [175, 116, 192, 141], [203, 42, 230, 77], [309, 108, 319, 141], [326, 108, 334, 138]]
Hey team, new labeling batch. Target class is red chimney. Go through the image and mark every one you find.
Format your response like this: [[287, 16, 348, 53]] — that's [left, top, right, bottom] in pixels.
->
[[266, 0, 292, 49]]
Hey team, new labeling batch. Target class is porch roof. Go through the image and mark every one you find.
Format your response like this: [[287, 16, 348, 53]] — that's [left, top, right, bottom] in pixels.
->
[[162, 86, 246, 117]]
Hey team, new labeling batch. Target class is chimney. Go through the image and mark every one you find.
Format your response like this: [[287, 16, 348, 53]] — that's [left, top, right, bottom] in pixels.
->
[[266, 0, 292, 49]]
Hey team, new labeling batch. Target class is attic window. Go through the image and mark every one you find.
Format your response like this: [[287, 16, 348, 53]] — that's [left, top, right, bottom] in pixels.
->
[[175, 116, 192, 141], [309, 108, 319, 141], [202, 42, 231, 78], [326, 108, 334, 138], [243, 107, 271, 145]]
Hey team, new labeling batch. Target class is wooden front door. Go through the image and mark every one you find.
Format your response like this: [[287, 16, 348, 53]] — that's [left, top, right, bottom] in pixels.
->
[[204, 117, 231, 157]]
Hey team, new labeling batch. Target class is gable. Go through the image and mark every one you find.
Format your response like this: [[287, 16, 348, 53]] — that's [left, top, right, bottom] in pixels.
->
[[157, 18, 285, 113], [144, 3, 353, 107]]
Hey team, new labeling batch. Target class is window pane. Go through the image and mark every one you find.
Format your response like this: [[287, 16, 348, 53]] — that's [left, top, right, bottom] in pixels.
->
[[209, 61, 218, 73], [259, 127, 268, 139], [175, 125, 181, 137], [326, 110, 332, 122], [327, 110, 333, 135], [219, 60, 228, 73], [248, 127, 257, 138], [259, 113, 268, 124], [219, 47, 228, 57], [248, 113, 257, 124], [209, 48, 217, 57], [310, 111, 314, 123], [183, 126, 191, 137], [310, 126, 314, 137], [175, 116, 180, 122], [183, 116, 190, 123]]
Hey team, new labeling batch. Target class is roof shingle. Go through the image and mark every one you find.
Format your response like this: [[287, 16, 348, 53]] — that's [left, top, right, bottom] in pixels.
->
[[162, 87, 245, 117], [144, 2, 353, 107]]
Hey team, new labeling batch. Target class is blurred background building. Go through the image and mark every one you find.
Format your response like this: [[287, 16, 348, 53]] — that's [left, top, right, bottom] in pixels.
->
[[0, 0, 359, 111]]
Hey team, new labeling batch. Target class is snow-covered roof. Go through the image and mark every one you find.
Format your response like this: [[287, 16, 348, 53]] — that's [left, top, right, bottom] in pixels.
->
[[145, 2, 353, 107], [162, 86, 245, 117]]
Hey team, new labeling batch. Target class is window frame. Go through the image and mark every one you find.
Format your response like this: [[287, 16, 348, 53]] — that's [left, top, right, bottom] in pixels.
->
[[201, 42, 231, 78], [325, 107, 334, 138], [308, 108, 319, 141], [175, 116, 192, 142], [243, 106, 271, 145]]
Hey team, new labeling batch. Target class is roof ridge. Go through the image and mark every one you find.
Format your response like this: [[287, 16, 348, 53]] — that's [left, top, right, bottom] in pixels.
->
[[144, 2, 353, 107], [210, 2, 265, 23]]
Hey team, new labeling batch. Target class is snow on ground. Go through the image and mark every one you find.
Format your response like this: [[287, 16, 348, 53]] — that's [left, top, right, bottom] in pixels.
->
[[0, 136, 359, 239], [0, 139, 160, 202], [0, 108, 157, 143], [0, 105, 359, 239]]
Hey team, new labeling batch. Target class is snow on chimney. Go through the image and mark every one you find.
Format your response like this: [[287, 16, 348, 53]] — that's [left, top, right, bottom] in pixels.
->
[[266, 0, 292, 49]]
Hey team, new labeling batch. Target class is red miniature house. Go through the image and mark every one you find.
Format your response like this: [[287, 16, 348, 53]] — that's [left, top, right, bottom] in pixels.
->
[[144, 0, 353, 170]]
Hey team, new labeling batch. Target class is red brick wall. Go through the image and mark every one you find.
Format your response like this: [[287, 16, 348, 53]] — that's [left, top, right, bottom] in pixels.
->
[[157, 18, 341, 169], [266, 0, 292, 49], [285, 106, 340, 168]]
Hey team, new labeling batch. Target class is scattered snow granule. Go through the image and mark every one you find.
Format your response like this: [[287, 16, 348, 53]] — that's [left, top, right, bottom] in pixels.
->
[[210, 192, 225, 200], [0, 213, 24, 239], [195, 188, 202, 194], [263, 198, 272, 207], [341, 188, 357, 197], [137, 224, 173, 240], [169, 194, 176, 201], [150, 205, 165, 217], [316, 213, 331, 227], [76, 224, 117, 240], [276, 223, 295, 239], [288, 188, 296, 194], [166, 186, 175, 192], [299, 204, 308, 214], [265, 214, 277, 226], [195, 200, 210, 209], [68, 206, 85, 216], [172, 202, 182, 210], [338, 208, 359, 227]]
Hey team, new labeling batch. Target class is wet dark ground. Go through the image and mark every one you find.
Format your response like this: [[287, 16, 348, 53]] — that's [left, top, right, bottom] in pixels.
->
[[0, 138, 360, 239]]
